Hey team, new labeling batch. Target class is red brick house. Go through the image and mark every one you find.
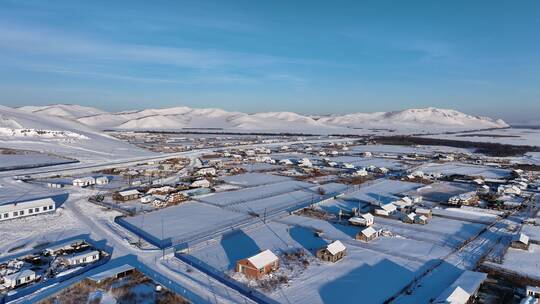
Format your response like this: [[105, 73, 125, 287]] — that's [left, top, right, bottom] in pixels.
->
[[236, 249, 279, 280]]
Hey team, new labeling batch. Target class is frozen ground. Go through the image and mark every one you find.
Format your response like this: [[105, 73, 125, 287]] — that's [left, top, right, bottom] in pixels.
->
[[405, 182, 477, 203], [486, 244, 540, 281], [341, 179, 423, 205], [349, 144, 473, 155], [198, 180, 315, 207], [0, 206, 86, 256], [329, 156, 409, 170], [189, 212, 485, 304], [121, 201, 252, 246], [0, 153, 76, 170], [416, 162, 511, 179], [221, 172, 293, 187], [423, 127, 540, 147]]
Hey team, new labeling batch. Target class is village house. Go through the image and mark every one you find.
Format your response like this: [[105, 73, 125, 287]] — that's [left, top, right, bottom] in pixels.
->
[[374, 203, 397, 217], [349, 213, 374, 227], [62, 250, 100, 266], [46, 182, 64, 189], [72, 177, 95, 187], [0, 197, 56, 222], [316, 240, 347, 263], [191, 178, 211, 188], [352, 169, 368, 177], [498, 185, 522, 196], [236, 249, 279, 280], [95, 176, 109, 185], [415, 214, 429, 225], [195, 167, 217, 176], [434, 270, 487, 304], [402, 212, 416, 224], [113, 189, 140, 201], [361, 151, 372, 157], [448, 191, 479, 206], [356, 226, 380, 242], [525, 286, 540, 299], [2, 269, 37, 288], [511, 233, 530, 250], [415, 207, 432, 218]]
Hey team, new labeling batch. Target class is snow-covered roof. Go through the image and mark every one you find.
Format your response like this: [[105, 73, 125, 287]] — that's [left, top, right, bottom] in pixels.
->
[[0, 197, 55, 211], [361, 226, 377, 237], [64, 250, 99, 261], [515, 233, 529, 245], [326, 240, 346, 255], [406, 212, 416, 220], [380, 203, 396, 211], [118, 189, 139, 196], [88, 264, 134, 282], [360, 213, 374, 221], [3, 269, 35, 281], [247, 249, 278, 269], [415, 208, 431, 214], [435, 270, 487, 304]]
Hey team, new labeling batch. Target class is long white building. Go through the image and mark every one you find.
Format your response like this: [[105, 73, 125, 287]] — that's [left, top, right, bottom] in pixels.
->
[[0, 197, 56, 221]]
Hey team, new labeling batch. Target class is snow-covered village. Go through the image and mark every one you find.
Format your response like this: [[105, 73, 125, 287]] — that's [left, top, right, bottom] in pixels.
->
[[2, 1, 540, 303]]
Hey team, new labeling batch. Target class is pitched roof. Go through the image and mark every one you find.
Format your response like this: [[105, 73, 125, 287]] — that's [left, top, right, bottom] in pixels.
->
[[247, 249, 278, 269], [515, 233, 529, 244], [361, 226, 378, 237], [326, 240, 346, 255], [435, 270, 487, 304]]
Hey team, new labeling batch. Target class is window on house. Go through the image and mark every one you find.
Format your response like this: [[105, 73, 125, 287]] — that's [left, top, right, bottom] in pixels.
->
[[35, 208, 39, 212], [3, 213, 7, 218], [20, 210, 24, 215], [29, 209, 33, 214], [13, 211, 18, 216]]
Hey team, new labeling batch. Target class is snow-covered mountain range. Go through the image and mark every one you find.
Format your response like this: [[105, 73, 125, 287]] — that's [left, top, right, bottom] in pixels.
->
[[15, 104, 508, 134]]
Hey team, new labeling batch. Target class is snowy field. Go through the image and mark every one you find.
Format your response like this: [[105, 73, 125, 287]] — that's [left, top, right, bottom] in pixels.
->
[[349, 144, 472, 155], [423, 127, 540, 147], [488, 244, 540, 281], [329, 156, 409, 170], [241, 163, 283, 172], [404, 182, 477, 203], [0, 206, 86, 256], [120, 201, 252, 247], [221, 172, 293, 187], [189, 212, 484, 304], [0, 153, 76, 170], [432, 207, 500, 224], [416, 162, 511, 179], [341, 179, 423, 205], [198, 180, 315, 206], [0, 178, 67, 204]]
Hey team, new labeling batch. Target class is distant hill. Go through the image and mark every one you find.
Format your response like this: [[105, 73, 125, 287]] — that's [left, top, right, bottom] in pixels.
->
[[10, 104, 509, 134]]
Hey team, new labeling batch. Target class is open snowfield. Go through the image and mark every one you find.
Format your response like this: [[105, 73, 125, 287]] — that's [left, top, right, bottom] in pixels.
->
[[487, 244, 540, 281], [221, 172, 293, 187], [189, 212, 486, 304], [349, 144, 473, 155], [198, 180, 315, 207], [341, 179, 424, 205], [423, 127, 540, 147], [120, 201, 252, 247], [404, 181, 477, 203], [329, 156, 409, 170], [0, 206, 85, 256], [416, 162, 511, 179], [0, 153, 76, 171]]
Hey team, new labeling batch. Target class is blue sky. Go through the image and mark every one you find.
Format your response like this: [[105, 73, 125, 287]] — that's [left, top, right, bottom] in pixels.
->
[[1, 0, 539, 122]]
